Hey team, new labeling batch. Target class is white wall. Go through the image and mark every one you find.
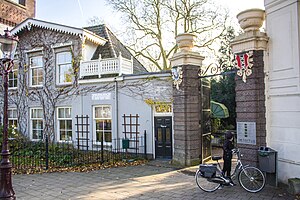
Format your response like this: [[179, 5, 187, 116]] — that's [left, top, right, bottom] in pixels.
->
[[83, 40, 99, 61], [265, 0, 300, 182]]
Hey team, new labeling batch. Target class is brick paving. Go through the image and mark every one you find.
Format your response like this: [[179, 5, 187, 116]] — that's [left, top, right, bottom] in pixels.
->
[[12, 160, 295, 200]]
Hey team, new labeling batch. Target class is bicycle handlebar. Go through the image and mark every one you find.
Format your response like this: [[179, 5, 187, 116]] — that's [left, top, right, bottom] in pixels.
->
[[232, 148, 240, 154]]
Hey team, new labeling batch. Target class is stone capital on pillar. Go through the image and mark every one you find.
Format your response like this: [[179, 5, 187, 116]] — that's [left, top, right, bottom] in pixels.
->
[[170, 51, 205, 68], [231, 8, 269, 54], [170, 33, 204, 67]]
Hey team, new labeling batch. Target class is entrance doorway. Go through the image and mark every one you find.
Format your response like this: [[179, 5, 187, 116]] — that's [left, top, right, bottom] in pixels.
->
[[154, 117, 172, 159]]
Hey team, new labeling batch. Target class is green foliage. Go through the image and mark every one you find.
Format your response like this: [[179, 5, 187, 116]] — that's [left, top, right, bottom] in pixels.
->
[[9, 138, 146, 174], [211, 118, 221, 134], [211, 74, 236, 128], [0, 125, 28, 143], [211, 26, 236, 130]]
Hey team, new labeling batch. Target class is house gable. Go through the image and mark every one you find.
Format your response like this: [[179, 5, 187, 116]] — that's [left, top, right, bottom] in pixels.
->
[[85, 25, 148, 74]]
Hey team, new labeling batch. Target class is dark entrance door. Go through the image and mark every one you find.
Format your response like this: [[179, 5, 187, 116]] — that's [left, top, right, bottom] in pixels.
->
[[155, 117, 172, 159]]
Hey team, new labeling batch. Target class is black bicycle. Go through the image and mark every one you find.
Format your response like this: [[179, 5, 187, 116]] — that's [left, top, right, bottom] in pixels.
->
[[195, 148, 265, 193]]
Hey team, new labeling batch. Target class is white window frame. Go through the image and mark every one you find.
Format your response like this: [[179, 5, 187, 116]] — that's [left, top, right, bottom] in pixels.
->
[[29, 56, 43, 87], [57, 107, 72, 142], [56, 52, 73, 85], [30, 108, 43, 141], [8, 108, 18, 132], [93, 105, 112, 145]]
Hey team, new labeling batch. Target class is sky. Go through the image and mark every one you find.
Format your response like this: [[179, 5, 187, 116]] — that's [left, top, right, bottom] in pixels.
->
[[36, 0, 265, 31]]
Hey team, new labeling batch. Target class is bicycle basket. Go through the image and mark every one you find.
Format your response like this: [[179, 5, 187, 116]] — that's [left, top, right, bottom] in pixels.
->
[[199, 164, 217, 178]]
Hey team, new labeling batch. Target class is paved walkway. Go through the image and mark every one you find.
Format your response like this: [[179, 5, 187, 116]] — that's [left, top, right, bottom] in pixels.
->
[[13, 160, 295, 200]]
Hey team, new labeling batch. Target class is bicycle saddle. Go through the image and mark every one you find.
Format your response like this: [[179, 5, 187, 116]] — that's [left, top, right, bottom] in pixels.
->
[[212, 156, 222, 161]]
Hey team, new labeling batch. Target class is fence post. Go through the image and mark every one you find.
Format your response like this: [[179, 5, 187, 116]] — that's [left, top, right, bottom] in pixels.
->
[[144, 130, 147, 159], [101, 140, 104, 164], [45, 137, 49, 170]]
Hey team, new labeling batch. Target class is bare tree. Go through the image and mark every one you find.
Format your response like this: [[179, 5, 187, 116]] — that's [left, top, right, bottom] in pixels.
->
[[8, 28, 90, 141], [107, 0, 228, 71]]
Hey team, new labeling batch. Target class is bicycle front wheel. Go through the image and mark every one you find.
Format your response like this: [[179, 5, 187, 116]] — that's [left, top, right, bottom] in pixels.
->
[[195, 170, 220, 192], [238, 166, 265, 193]]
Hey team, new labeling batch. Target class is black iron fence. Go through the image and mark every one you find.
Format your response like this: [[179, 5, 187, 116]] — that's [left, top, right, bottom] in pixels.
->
[[7, 134, 146, 173]]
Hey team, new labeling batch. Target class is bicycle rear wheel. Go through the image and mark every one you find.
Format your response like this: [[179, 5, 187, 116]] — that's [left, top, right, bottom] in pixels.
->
[[195, 170, 221, 192], [238, 166, 265, 193]]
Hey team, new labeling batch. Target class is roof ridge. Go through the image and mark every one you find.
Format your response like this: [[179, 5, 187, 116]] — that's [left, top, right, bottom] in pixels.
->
[[83, 24, 105, 29], [102, 25, 117, 58]]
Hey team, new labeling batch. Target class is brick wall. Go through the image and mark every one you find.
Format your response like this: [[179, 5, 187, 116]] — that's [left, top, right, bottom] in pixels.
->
[[173, 65, 202, 166], [235, 50, 266, 166], [0, 0, 35, 27]]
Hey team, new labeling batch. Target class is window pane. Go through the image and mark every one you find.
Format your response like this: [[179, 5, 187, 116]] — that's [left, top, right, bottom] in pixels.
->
[[59, 64, 72, 83], [9, 80, 13, 87], [95, 107, 102, 118], [31, 109, 36, 118], [60, 131, 66, 140], [8, 70, 18, 88], [66, 120, 72, 129], [67, 131, 72, 140], [14, 79, 18, 88], [37, 68, 43, 76], [37, 76, 43, 85], [57, 52, 72, 84], [37, 130, 43, 139], [104, 120, 111, 130], [31, 109, 42, 118], [96, 120, 103, 130], [57, 53, 64, 63], [32, 128, 43, 140], [57, 52, 71, 64], [166, 128, 171, 143], [58, 108, 64, 118], [31, 57, 42, 67], [8, 110, 13, 118], [96, 131, 103, 142], [103, 107, 111, 118], [104, 132, 112, 142], [9, 120, 17, 128], [65, 108, 71, 118], [13, 110, 17, 118], [33, 120, 43, 129], [59, 121, 66, 129], [37, 109, 43, 118], [65, 52, 72, 62], [157, 128, 162, 142], [19, 0, 26, 6], [32, 130, 38, 139], [31, 64, 43, 86]]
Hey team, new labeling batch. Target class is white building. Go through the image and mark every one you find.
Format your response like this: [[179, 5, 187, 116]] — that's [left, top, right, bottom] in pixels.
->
[[264, 0, 300, 182], [4, 18, 173, 159]]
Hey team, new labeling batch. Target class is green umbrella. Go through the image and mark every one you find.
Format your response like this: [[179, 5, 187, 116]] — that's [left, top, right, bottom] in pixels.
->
[[211, 100, 229, 118]]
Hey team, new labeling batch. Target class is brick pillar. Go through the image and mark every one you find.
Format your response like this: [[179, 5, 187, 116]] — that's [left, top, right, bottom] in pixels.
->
[[231, 9, 269, 166], [170, 33, 204, 166]]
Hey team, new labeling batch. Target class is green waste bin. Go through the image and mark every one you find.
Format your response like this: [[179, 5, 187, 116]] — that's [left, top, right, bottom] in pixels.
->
[[122, 138, 129, 149], [258, 147, 276, 173]]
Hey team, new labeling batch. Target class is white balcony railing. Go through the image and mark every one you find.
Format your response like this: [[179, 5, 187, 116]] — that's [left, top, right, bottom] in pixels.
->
[[80, 54, 133, 78]]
